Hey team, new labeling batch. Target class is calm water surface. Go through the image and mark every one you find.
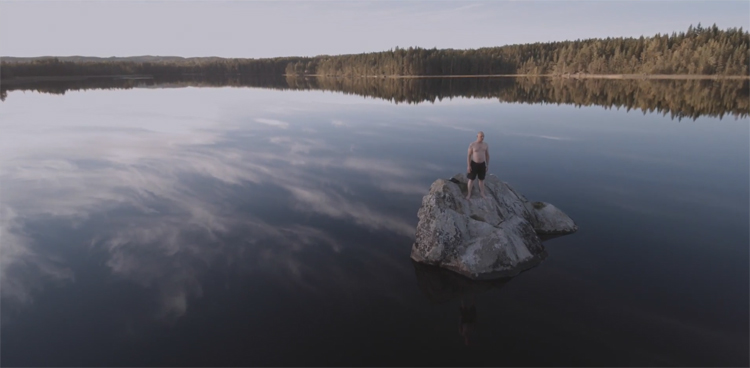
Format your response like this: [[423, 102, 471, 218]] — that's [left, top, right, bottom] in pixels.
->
[[1, 83, 748, 366]]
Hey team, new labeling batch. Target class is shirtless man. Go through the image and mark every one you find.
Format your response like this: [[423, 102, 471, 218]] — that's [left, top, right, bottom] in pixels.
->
[[466, 131, 490, 200]]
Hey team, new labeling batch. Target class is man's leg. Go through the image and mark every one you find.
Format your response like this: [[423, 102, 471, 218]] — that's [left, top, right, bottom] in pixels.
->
[[478, 179, 487, 199], [466, 179, 473, 200]]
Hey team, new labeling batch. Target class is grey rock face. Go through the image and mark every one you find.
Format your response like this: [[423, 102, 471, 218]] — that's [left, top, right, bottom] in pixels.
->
[[411, 174, 577, 280]]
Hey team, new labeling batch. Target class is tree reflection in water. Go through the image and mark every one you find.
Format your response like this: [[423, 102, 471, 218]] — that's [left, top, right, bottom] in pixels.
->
[[2, 75, 747, 120]]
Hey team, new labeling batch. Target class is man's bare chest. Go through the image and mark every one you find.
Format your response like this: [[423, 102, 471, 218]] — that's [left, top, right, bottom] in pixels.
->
[[470, 143, 487, 153]]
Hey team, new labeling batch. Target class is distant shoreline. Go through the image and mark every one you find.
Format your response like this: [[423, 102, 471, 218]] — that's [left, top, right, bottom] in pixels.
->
[[2, 73, 748, 85], [291, 74, 750, 80], [1, 75, 154, 84]]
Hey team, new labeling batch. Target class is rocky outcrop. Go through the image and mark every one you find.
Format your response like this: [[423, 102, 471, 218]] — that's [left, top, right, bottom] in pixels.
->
[[411, 174, 577, 280]]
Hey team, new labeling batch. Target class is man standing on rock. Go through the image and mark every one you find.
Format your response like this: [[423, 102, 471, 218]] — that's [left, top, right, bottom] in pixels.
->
[[466, 131, 490, 200]]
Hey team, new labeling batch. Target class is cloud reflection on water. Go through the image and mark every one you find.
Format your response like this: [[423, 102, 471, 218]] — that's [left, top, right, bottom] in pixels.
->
[[0, 207, 75, 306], [0, 89, 431, 318]]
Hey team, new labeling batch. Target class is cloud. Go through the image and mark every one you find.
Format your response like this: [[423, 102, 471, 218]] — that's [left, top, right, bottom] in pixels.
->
[[254, 118, 289, 129], [504, 132, 574, 141], [268, 135, 337, 155], [341, 157, 411, 178], [537, 135, 571, 141], [286, 186, 415, 237], [374, 180, 430, 196]]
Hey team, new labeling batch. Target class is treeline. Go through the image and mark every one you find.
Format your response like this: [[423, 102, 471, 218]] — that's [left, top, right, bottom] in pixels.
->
[[0, 56, 313, 79], [1, 24, 748, 80], [3, 74, 746, 120], [296, 24, 749, 76]]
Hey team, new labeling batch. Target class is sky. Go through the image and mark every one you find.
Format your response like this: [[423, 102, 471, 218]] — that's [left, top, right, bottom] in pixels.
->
[[1, 1, 748, 58]]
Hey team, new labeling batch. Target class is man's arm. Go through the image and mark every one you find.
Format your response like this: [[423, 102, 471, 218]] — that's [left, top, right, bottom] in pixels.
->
[[467, 145, 472, 172], [485, 144, 490, 168]]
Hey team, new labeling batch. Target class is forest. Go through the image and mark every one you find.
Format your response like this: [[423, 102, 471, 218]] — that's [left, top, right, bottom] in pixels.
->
[[1, 24, 748, 79]]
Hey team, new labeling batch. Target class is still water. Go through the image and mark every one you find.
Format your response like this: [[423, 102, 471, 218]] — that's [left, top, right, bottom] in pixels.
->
[[1, 80, 748, 366]]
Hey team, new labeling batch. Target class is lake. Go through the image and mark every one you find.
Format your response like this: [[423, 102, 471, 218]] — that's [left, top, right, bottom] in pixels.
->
[[1, 77, 748, 366]]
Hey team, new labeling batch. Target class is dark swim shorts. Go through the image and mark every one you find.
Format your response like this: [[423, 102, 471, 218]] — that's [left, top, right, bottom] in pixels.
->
[[467, 160, 486, 180]]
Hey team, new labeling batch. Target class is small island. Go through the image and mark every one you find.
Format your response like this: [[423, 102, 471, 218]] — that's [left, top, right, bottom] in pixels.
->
[[411, 174, 577, 280]]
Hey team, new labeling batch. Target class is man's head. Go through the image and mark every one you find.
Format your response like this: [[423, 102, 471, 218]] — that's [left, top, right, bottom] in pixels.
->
[[476, 131, 485, 142]]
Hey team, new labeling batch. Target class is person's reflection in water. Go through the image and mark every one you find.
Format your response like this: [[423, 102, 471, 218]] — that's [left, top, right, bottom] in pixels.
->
[[412, 261, 509, 347], [459, 294, 477, 346]]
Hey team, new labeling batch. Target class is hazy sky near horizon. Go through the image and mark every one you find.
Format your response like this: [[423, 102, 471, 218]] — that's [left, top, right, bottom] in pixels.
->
[[1, 1, 748, 58]]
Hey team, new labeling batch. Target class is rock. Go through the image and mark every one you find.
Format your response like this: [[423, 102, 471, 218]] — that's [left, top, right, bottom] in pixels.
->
[[410, 173, 577, 280], [525, 201, 578, 235]]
